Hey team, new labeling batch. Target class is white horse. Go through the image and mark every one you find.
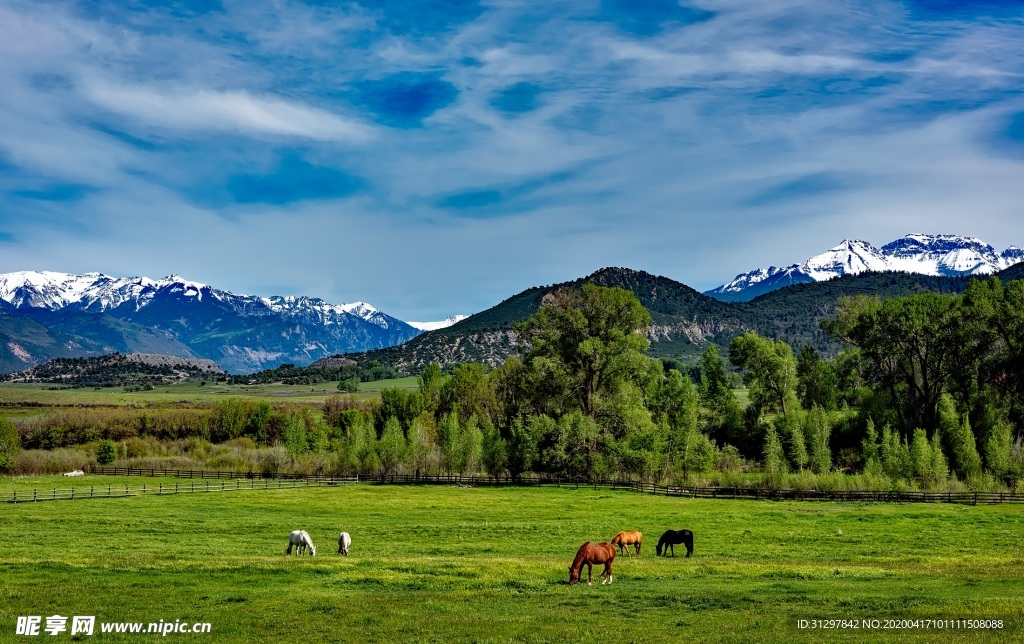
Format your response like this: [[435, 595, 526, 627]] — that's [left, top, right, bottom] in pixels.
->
[[337, 532, 352, 556], [286, 530, 316, 557]]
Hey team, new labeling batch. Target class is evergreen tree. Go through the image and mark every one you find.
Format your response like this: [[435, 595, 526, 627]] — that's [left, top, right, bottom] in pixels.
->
[[507, 416, 542, 480], [762, 425, 787, 487], [984, 420, 1014, 482], [481, 421, 508, 479], [699, 345, 731, 405], [880, 424, 910, 479], [805, 407, 831, 474], [96, 439, 116, 465], [930, 431, 948, 482], [438, 412, 461, 476], [910, 429, 932, 481], [282, 412, 309, 460], [418, 362, 444, 415], [461, 414, 484, 475], [775, 413, 807, 472], [377, 416, 407, 478], [681, 429, 716, 476], [406, 412, 435, 478], [951, 415, 982, 480], [862, 418, 881, 475]]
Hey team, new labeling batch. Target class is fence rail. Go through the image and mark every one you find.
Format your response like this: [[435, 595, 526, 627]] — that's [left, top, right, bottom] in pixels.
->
[[2, 477, 359, 504], [7, 467, 1022, 505], [86, 466, 348, 481]]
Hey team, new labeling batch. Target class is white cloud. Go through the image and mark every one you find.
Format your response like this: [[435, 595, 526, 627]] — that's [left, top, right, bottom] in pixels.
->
[[84, 82, 373, 143]]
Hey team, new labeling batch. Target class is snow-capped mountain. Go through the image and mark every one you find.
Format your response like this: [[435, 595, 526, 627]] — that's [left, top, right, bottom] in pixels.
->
[[706, 234, 1023, 302], [407, 315, 469, 331], [0, 271, 422, 372]]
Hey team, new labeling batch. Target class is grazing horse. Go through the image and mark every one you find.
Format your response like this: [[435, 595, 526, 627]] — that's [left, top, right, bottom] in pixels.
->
[[611, 530, 643, 557], [656, 529, 694, 557], [337, 532, 352, 556], [286, 530, 316, 557], [568, 542, 616, 586]]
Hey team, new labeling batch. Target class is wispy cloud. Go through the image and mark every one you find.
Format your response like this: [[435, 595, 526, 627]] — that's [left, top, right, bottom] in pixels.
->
[[85, 82, 373, 142], [0, 0, 1022, 320]]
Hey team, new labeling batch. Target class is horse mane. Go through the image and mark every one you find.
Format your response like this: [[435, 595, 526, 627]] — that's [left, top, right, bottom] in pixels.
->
[[570, 542, 592, 572]]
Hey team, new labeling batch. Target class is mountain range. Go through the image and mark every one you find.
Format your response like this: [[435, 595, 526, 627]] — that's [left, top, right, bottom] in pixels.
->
[[0, 271, 428, 373], [705, 234, 1023, 302], [327, 261, 1024, 376], [2, 233, 1020, 376]]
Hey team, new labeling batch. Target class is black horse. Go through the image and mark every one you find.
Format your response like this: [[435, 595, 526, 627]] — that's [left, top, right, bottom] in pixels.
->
[[656, 529, 694, 557]]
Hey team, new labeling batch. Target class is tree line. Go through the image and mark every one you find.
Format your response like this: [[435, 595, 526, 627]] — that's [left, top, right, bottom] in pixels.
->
[[2, 279, 1021, 490]]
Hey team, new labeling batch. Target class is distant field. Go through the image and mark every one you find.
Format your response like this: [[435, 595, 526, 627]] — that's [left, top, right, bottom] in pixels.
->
[[1, 480, 1020, 642], [0, 376, 420, 411]]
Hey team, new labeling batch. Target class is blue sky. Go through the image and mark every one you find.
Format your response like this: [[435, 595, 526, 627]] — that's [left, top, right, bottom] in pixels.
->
[[0, 0, 1022, 320]]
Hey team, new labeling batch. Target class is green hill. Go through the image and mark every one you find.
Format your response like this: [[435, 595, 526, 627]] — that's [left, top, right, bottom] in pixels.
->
[[318, 266, 1015, 375]]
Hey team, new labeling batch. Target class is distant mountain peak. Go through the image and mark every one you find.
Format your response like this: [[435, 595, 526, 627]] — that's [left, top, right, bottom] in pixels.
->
[[0, 270, 421, 372], [408, 315, 469, 332], [706, 233, 1021, 302]]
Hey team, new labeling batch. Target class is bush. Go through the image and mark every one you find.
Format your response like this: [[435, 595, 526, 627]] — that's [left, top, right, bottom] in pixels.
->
[[0, 418, 20, 472], [96, 439, 117, 465], [10, 448, 93, 475]]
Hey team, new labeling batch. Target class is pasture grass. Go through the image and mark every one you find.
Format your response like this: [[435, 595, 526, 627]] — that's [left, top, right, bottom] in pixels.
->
[[0, 376, 419, 412], [1, 482, 1022, 642]]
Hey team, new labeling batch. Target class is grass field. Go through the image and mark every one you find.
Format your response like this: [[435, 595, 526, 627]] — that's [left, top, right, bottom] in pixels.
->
[[2, 479, 1021, 642], [0, 376, 421, 411]]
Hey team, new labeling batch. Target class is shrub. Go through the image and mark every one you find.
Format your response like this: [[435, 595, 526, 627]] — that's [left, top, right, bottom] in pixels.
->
[[96, 439, 117, 465]]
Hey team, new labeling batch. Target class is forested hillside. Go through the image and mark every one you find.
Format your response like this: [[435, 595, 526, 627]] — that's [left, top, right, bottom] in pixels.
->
[[326, 267, 989, 376]]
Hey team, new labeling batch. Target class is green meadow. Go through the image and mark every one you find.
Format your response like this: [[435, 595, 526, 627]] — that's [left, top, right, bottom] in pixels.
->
[[0, 376, 421, 412], [1, 481, 1021, 642]]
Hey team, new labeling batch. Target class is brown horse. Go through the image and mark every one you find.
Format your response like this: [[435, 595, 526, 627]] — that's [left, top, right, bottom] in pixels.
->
[[568, 542, 616, 586], [611, 530, 642, 557]]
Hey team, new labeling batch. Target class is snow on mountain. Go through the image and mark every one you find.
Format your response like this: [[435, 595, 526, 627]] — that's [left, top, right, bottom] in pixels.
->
[[706, 234, 1023, 302], [0, 271, 400, 326], [0, 271, 423, 371], [407, 315, 469, 331], [0, 271, 219, 312]]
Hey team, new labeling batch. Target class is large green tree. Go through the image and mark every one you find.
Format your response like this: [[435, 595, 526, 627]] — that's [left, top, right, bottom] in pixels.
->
[[823, 293, 965, 434], [515, 284, 651, 421], [729, 331, 799, 417]]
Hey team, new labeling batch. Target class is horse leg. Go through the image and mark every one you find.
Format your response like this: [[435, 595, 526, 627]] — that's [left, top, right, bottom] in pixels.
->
[[587, 563, 593, 586]]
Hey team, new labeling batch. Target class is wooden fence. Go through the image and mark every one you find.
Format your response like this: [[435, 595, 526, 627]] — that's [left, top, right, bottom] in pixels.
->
[[7, 467, 1022, 505], [86, 466, 346, 481], [2, 477, 358, 504]]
